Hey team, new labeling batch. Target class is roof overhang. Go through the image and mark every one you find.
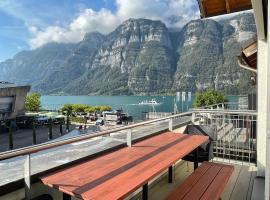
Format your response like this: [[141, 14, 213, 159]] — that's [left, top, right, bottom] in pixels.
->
[[197, 0, 252, 18]]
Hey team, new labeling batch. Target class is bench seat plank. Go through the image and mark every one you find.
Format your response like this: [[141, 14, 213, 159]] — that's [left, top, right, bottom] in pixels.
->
[[200, 166, 234, 200], [168, 162, 212, 199], [166, 162, 234, 200]]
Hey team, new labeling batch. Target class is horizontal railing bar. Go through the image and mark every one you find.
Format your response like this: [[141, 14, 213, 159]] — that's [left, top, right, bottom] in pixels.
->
[[191, 109, 257, 116], [214, 147, 256, 153], [0, 112, 193, 161], [194, 102, 243, 109]]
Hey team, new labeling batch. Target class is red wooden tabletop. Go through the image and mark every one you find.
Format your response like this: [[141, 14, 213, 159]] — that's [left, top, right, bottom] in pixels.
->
[[40, 132, 208, 200]]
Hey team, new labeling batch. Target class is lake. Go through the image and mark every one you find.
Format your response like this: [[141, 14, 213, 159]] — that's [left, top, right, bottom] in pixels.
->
[[41, 95, 239, 121]]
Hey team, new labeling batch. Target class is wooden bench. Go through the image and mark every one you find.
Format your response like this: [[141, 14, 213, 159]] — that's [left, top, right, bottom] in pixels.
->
[[166, 161, 234, 200]]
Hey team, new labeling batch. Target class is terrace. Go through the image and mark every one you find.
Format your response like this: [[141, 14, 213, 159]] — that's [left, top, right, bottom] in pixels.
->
[[0, 0, 269, 199], [0, 104, 259, 199]]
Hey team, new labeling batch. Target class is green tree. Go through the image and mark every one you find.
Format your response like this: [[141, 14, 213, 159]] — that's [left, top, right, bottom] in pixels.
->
[[99, 106, 112, 112], [85, 106, 95, 113], [25, 93, 41, 112], [194, 90, 228, 107], [61, 104, 73, 114], [60, 104, 112, 114], [61, 105, 72, 131], [94, 106, 101, 111], [72, 104, 90, 113]]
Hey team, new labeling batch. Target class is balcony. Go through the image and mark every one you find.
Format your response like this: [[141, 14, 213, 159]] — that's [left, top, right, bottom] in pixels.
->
[[0, 105, 259, 200]]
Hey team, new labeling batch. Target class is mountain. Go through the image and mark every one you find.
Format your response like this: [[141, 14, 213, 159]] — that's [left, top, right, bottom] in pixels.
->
[[173, 13, 256, 94], [0, 13, 256, 95]]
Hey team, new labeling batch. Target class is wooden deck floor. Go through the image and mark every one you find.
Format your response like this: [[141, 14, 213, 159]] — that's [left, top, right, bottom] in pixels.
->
[[142, 161, 256, 200]]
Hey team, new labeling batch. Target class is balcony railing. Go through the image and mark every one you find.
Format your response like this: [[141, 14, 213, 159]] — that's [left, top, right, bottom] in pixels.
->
[[192, 108, 257, 164], [195, 102, 250, 110], [0, 107, 257, 199]]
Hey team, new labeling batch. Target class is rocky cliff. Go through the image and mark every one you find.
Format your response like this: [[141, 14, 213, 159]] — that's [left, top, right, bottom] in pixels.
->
[[0, 13, 256, 95]]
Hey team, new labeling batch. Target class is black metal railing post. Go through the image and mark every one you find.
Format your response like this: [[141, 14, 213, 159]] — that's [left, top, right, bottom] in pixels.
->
[[48, 118, 53, 140], [66, 114, 70, 132], [60, 120, 63, 136], [32, 121, 36, 145], [8, 122, 13, 150]]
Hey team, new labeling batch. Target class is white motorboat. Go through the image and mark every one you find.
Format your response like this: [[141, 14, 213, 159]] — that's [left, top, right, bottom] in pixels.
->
[[139, 99, 161, 105]]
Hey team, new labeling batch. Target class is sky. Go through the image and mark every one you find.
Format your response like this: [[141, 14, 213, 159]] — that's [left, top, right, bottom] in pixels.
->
[[0, 0, 200, 62]]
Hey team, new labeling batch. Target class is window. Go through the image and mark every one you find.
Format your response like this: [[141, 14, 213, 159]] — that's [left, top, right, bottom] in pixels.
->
[[0, 97, 14, 113]]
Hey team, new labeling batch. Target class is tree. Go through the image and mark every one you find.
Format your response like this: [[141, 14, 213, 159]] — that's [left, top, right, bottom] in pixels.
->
[[194, 90, 228, 107], [85, 106, 96, 113], [25, 93, 41, 112], [99, 106, 112, 112], [61, 104, 72, 131], [60, 104, 112, 114], [61, 104, 73, 114]]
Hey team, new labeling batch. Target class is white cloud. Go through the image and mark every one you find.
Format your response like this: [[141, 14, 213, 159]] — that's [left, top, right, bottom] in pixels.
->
[[29, 0, 199, 48], [29, 8, 120, 48], [116, 0, 199, 28], [116, 0, 167, 20], [69, 8, 120, 34]]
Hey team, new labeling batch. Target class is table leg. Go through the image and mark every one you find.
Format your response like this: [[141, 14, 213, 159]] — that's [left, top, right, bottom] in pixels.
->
[[193, 148, 198, 170], [168, 166, 173, 183], [142, 183, 148, 200], [63, 193, 71, 200]]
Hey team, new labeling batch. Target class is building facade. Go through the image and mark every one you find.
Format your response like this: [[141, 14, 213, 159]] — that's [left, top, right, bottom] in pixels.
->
[[0, 82, 30, 121]]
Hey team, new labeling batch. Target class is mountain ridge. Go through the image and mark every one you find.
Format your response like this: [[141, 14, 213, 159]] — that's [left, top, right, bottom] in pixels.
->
[[0, 13, 256, 95]]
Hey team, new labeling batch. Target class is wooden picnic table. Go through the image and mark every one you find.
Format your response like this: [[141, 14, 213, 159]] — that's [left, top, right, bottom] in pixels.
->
[[40, 132, 208, 200]]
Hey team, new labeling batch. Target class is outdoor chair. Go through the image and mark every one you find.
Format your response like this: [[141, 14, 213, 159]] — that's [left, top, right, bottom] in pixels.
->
[[182, 125, 216, 162]]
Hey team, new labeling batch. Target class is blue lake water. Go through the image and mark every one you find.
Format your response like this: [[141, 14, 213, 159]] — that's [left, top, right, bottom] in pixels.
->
[[41, 95, 239, 121]]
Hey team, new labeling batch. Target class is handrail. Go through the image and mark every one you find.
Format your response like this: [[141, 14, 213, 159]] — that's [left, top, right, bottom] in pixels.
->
[[193, 101, 251, 110], [0, 112, 193, 161], [191, 109, 257, 116], [194, 102, 235, 109]]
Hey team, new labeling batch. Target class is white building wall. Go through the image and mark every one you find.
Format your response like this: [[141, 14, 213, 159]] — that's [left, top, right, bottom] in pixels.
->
[[253, 0, 270, 199], [266, 2, 270, 199], [257, 39, 268, 177], [251, 0, 268, 178]]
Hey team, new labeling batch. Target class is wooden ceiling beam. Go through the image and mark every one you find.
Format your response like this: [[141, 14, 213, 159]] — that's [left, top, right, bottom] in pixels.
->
[[225, 0, 231, 13], [197, 0, 253, 18]]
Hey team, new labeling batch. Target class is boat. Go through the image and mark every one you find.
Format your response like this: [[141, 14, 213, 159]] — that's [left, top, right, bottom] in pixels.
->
[[139, 99, 161, 105]]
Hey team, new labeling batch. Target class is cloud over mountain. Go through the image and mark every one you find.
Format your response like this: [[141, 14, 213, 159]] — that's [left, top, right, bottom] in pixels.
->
[[29, 0, 199, 48]]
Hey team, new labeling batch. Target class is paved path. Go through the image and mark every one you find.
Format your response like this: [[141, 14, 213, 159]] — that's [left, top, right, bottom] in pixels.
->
[[0, 116, 191, 186]]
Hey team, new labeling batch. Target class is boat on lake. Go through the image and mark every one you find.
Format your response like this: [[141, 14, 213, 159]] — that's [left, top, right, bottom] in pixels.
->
[[139, 99, 161, 105]]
